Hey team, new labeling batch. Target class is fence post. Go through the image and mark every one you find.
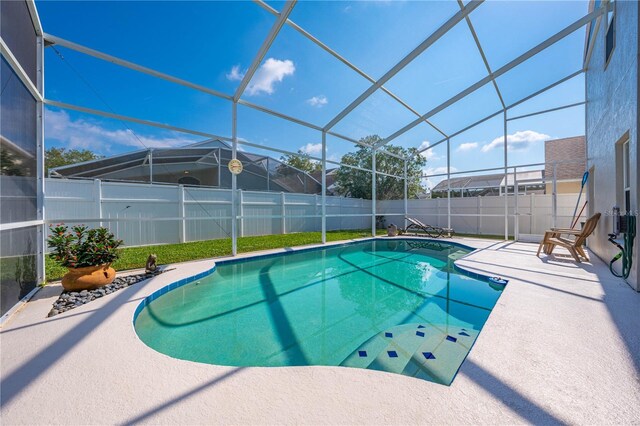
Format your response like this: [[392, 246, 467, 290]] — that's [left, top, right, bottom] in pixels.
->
[[403, 159, 408, 230], [477, 196, 481, 235], [552, 163, 557, 228], [446, 138, 451, 233], [178, 185, 185, 243], [514, 167, 519, 240], [281, 192, 286, 234], [315, 194, 319, 233], [531, 193, 535, 236], [321, 131, 327, 242], [94, 179, 102, 228], [371, 149, 376, 236], [239, 190, 244, 237]]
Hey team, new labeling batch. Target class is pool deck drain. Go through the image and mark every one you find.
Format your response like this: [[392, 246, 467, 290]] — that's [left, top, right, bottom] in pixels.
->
[[1, 237, 639, 424]]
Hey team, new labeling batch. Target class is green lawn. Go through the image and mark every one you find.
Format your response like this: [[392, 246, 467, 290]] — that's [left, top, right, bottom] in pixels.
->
[[44, 229, 505, 282], [45, 229, 384, 282]]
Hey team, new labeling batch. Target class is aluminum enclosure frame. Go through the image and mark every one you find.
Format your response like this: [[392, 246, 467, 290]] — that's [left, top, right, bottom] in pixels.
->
[[36, 0, 605, 248]]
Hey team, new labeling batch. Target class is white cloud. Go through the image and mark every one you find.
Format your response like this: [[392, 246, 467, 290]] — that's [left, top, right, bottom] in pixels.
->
[[456, 142, 478, 152], [481, 130, 549, 153], [306, 95, 328, 107], [226, 65, 245, 81], [45, 109, 196, 154], [246, 58, 295, 96], [418, 140, 439, 161], [299, 142, 323, 155]]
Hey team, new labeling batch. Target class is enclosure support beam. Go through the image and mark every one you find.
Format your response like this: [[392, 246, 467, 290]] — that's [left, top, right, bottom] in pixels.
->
[[419, 69, 584, 155], [231, 102, 238, 256], [233, 1, 297, 102], [583, 1, 609, 71], [254, 0, 448, 139], [45, 100, 392, 177], [457, 0, 506, 109], [324, 0, 482, 132], [45, 100, 232, 141], [503, 111, 508, 241], [379, 5, 606, 148], [447, 139, 451, 232], [403, 160, 408, 231], [507, 101, 585, 121], [514, 167, 519, 240], [43, 33, 386, 152], [43, 34, 232, 101], [372, 149, 377, 237], [36, 30, 45, 285], [552, 163, 558, 229], [0, 38, 43, 102], [321, 132, 327, 244], [148, 149, 154, 183]]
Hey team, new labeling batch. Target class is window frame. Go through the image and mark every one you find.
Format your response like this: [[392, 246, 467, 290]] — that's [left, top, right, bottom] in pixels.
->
[[604, 0, 616, 69]]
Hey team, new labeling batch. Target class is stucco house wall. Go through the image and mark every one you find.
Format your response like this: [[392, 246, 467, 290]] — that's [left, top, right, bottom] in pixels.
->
[[585, 0, 638, 290]]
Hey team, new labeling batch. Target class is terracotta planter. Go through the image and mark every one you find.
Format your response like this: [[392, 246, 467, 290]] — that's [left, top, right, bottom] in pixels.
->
[[61, 264, 116, 292]]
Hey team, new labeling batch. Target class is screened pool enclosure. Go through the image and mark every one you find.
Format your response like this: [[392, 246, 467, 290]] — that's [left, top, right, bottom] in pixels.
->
[[1, 0, 608, 314]]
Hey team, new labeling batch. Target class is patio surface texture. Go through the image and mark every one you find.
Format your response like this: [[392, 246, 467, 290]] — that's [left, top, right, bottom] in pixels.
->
[[1, 237, 639, 425]]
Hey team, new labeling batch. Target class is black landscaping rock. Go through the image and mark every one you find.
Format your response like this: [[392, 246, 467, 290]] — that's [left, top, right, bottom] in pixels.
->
[[47, 270, 164, 317]]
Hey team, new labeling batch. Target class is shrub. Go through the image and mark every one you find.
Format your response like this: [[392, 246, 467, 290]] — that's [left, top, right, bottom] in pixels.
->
[[47, 224, 123, 268]]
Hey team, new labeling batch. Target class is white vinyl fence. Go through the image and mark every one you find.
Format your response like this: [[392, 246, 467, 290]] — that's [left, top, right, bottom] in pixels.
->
[[45, 179, 583, 247], [44, 179, 372, 247], [378, 193, 584, 240]]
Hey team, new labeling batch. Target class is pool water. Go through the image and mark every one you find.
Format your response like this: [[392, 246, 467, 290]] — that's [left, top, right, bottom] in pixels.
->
[[134, 239, 505, 385]]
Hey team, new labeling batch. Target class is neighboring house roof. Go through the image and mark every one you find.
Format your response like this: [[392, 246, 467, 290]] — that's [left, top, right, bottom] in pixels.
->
[[49, 139, 231, 177], [432, 171, 546, 192], [432, 136, 585, 192], [50, 139, 322, 193], [310, 168, 338, 193], [432, 173, 505, 192]]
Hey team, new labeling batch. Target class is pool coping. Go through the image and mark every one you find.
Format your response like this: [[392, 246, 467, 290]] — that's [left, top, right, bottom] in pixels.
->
[[5, 238, 634, 424]]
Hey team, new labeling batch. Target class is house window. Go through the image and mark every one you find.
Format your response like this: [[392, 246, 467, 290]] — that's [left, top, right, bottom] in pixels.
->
[[605, 0, 616, 67]]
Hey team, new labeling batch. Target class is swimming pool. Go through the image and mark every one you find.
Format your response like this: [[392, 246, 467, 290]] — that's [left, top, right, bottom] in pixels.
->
[[134, 239, 505, 385]]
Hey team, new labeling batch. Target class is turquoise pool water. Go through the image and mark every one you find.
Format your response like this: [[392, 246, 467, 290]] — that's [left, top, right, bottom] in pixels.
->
[[134, 239, 505, 385]]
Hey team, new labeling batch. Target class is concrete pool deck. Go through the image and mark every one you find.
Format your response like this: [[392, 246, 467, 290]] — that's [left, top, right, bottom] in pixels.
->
[[1, 237, 639, 425]]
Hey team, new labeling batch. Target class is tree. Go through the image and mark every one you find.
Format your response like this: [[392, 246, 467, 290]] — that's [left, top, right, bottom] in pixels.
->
[[278, 150, 321, 175], [333, 135, 426, 199], [0, 149, 24, 176], [45, 148, 101, 175]]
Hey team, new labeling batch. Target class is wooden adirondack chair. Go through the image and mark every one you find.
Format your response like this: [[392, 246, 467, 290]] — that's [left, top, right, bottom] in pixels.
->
[[536, 213, 601, 262]]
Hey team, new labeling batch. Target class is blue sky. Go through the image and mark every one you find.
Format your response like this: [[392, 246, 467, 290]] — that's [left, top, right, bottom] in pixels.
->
[[38, 0, 589, 188]]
